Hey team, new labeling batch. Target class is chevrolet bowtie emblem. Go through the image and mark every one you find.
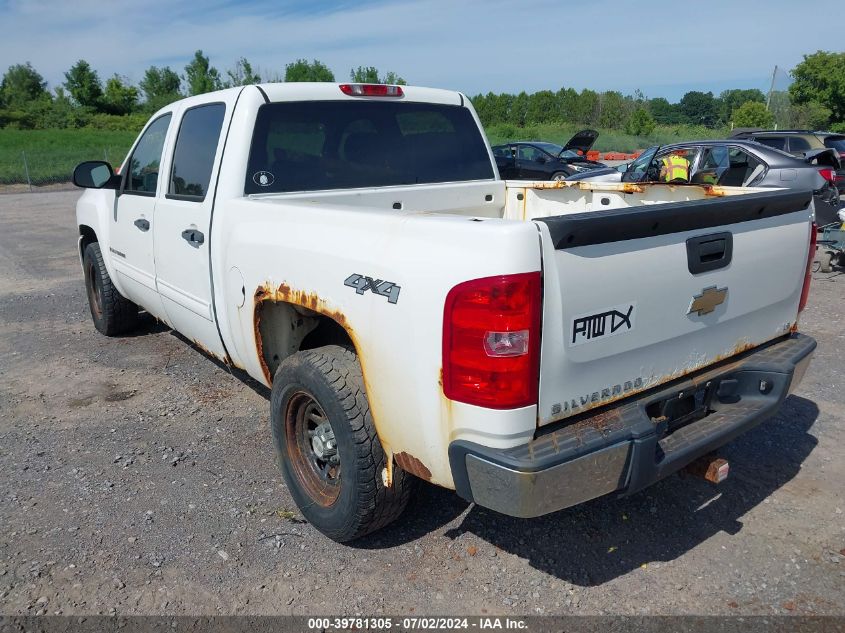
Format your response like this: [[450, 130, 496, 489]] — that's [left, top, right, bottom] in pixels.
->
[[688, 286, 727, 316]]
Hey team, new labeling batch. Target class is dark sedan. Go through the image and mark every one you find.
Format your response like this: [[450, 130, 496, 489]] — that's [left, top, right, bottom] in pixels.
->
[[492, 130, 605, 181]]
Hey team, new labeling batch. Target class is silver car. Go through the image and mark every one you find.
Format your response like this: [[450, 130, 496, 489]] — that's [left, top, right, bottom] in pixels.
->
[[569, 140, 841, 225]]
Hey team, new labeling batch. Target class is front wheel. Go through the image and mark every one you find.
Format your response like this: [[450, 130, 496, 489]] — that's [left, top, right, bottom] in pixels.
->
[[551, 171, 568, 181], [82, 242, 138, 336], [270, 345, 413, 542]]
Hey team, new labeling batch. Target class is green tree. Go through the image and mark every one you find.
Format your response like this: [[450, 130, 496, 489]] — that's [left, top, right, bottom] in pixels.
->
[[598, 91, 627, 129], [350, 66, 380, 83], [0, 62, 48, 109], [227, 57, 262, 86], [789, 50, 845, 122], [526, 90, 557, 124], [184, 50, 222, 96], [679, 91, 718, 126], [64, 59, 102, 108], [510, 91, 529, 126], [731, 101, 774, 128], [381, 71, 406, 85], [284, 58, 334, 82], [556, 87, 579, 123], [625, 107, 656, 136], [139, 66, 182, 112], [101, 75, 138, 115], [787, 101, 832, 129], [575, 89, 599, 125], [648, 97, 682, 124], [349, 66, 405, 84], [719, 88, 765, 125]]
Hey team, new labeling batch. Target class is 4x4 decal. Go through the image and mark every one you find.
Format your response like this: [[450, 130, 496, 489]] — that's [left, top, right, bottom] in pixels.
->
[[344, 274, 401, 304]]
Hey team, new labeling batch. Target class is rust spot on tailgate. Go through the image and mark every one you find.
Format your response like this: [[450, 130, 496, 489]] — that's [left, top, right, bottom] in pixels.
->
[[394, 452, 433, 481]]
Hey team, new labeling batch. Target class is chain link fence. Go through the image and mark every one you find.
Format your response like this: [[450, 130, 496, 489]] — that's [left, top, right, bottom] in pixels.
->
[[0, 140, 131, 194]]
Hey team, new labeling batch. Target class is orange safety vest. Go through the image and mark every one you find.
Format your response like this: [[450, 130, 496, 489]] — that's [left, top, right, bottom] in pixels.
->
[[661, 155, 690, 182]]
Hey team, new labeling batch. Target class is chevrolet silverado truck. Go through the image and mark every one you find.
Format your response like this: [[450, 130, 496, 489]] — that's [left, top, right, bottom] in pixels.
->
[[73, 82, 817, 542]]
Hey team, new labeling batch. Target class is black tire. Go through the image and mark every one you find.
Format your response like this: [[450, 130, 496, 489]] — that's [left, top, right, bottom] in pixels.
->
[[551, 171, 568, 181], [82, 242, 139, 336], [270, 345, 413, 542]]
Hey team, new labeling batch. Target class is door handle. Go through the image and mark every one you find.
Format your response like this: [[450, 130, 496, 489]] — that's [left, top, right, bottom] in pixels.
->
[[181, 228, 205, 247], [686, 232, 733, 274], [134, 218, 150, 232]]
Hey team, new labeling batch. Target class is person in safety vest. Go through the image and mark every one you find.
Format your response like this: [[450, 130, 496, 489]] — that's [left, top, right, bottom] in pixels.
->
[[660, 150, 690, 182]]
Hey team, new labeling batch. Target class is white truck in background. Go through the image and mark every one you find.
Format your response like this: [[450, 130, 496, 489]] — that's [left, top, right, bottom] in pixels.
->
[[73, 82, 816, 542]]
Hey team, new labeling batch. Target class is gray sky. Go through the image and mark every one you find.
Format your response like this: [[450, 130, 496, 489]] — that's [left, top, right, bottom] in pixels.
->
[[0, 0, 840, 101]]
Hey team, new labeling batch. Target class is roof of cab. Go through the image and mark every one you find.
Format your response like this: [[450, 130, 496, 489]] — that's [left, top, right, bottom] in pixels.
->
[[255, 82, 465, 106]]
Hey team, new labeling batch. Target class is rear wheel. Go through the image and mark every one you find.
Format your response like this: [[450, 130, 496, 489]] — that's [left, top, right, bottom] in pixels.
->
[[270, 345, 413, 542], [82, 242, 138, 336]]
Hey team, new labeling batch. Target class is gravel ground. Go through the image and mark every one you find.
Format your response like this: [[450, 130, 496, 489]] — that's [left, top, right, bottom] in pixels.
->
[[0, 191, 843, 617]]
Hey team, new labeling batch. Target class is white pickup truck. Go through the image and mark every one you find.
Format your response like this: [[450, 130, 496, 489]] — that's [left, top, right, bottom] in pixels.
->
[[73, 82, 817, 542]]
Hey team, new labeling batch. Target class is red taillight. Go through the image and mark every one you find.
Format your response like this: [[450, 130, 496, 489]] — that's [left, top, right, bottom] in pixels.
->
[[339, 83, 404, 97], [799, 222, 816, 313], [442, 272, 541, 409], [818, 168, 835, 182]]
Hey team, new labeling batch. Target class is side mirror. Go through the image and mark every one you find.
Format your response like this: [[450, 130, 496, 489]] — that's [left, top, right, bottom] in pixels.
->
[[536, 157, 546, 164], [73, 161, 118, 189]]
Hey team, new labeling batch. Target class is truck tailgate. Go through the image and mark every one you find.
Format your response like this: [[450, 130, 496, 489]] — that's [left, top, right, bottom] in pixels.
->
[[534, 189, 813, 426]]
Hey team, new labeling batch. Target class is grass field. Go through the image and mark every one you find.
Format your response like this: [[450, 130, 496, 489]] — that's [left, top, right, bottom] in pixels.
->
[[0, 123, 731, 186], [0, 129, 137, 185]]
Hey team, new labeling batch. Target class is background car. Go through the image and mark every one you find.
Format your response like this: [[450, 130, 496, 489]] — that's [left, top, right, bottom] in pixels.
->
[[492, 129, 605, 180], [730, 129, 845, 195], [569, 139, 841, 225]]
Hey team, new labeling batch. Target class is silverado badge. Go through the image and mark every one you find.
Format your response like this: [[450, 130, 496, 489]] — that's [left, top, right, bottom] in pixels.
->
[[688, 286, 727, 316]]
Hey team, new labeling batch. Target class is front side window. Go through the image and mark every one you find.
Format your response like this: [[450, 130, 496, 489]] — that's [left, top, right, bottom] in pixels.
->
[[124, 114, 171, 195], [244, 100, 494, 194], [623, 145, 658, 182], [169, 103, 226, 200]]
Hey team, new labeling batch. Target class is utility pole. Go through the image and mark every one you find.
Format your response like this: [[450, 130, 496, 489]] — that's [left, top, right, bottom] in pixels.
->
[[766, 65, 778, 111]]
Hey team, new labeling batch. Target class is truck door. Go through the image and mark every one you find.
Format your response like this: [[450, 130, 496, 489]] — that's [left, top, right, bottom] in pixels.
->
[[152, 100, 230, 359], [110, 114, 172, 321]]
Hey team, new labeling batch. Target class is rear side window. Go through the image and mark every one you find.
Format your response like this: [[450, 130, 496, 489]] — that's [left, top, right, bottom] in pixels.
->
[[169, 103, 226, 200], [753, 136, 785, 150], [787, 137, 812, 152], [124, 114, 171, 195], [244, 100, 494, 194], [823, 136, 845, 153]]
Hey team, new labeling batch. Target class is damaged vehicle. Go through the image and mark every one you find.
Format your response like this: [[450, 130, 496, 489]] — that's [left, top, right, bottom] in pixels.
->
[[74, 83, 816, 542], [569, 139, 842, 225], [492, 129, 605, 180]]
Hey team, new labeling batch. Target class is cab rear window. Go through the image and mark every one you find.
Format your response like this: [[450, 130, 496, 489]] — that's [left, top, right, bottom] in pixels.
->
[[244, 100, 494, 194]]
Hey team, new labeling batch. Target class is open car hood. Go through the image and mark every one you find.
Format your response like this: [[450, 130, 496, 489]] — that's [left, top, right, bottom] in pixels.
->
[[561, 129, 599, 155]]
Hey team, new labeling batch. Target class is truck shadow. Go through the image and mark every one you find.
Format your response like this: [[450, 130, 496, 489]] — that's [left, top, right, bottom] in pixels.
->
[[443, 395, 820, 586], [362, 396, 819, 587]]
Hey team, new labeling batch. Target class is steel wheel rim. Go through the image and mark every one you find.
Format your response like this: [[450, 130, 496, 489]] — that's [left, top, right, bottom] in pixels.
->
[[86, 259, 103, 319], [285, 389, 341, 506]]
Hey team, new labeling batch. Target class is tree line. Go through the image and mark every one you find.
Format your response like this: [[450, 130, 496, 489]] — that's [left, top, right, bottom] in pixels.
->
[[1, 50, 843, 134], [0, 51, 405, 131]]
